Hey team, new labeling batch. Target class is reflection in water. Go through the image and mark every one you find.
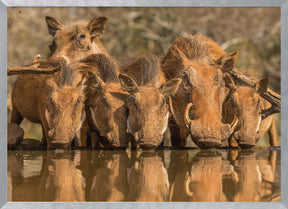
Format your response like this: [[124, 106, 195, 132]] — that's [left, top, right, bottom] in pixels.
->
[[8, 149, 280, 202], [127, 151, 169, 201]]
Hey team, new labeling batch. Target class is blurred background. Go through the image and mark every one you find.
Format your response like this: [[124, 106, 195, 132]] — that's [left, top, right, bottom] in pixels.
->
[[7, 7, 281, 146]]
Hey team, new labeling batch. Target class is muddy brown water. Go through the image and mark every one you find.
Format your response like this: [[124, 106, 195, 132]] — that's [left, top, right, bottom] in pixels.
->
[[8, 148, 280, 202]]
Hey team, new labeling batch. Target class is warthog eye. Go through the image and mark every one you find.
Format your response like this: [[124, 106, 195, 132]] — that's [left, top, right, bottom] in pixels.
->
[[48, 95, 54, 105], [160, 98, 166, 108], [79, 34, 86, 39], [76, 98, 81, 104], [182, 76, 192, 90], [101, 97, 110, 107]]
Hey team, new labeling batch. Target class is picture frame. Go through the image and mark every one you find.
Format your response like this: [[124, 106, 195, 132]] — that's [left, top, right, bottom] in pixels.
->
[[0, 0, 287, 208]]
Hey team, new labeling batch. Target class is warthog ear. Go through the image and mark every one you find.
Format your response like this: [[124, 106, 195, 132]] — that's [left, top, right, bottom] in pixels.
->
[[218, 51, 239, 73], [160, 78, 182, 96], [88, 17, 108, 38], [119, 74, 139, 93], [255, 78, 269, 94], [45, 16, 62, 36]]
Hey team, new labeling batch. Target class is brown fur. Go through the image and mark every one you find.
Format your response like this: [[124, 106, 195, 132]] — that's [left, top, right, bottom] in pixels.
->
[[81, 54, 131, 148], [162, 34, 238, 148], [223, 75, 278, 148], [47, 16, 109, 59], [11, 60, 87, 149], [11, 16, 108, 149], [121, 55, 165, 88], [119, 55, 182, 148]]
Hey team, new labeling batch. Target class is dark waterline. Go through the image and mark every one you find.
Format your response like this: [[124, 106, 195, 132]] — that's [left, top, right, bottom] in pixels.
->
[[8, 149, 281, 202]]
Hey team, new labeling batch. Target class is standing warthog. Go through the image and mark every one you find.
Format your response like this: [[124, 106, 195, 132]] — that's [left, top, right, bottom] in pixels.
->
[[161, 34, 238, 148], [9, 16, 109, 148], [224, 75, 278, 148], [79, 54, 131, 148], [11, 58, 87, 149], [119, 55, 182, 149]]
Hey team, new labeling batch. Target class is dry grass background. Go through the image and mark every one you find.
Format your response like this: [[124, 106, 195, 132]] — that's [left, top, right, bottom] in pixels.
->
[[7, 7, 281, 146]]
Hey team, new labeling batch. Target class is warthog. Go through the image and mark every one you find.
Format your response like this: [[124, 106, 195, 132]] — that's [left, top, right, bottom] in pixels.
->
[[11, 58, 87, 149], [9, 16, 109, 148], [161, 34, 238, 148], [46, 16, 109, 59], [224, 75, 278, 148], [80, 54, 131, 148], [119, 55, 182, 148]]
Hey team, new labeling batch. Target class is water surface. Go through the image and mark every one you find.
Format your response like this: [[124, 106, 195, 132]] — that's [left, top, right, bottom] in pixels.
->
[[8, 149, 281, 202]]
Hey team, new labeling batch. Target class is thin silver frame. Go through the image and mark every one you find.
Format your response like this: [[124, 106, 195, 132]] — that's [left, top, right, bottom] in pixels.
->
[[0, 0, 287, 208]]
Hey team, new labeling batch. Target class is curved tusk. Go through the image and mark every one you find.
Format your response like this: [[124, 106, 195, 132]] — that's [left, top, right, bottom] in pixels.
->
[[185, 172, 193, 197], [184, 103, 193, 129], [230, 116, 238, 133]]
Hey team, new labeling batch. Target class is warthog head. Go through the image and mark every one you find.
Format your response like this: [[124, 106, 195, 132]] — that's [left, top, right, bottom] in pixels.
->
[[81, 54, 131, 148], [172, 47, 239, 148], [119, 73, 181, 149], [46, 16, 108, 60], [88, 76, 130, 148], [45, 59, 87, 148], [224, 75, 269, 148]]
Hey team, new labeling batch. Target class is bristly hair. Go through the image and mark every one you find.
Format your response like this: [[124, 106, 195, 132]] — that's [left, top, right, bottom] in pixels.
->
[[121, 55, 162, 86], [58, 58, 80, 87], [161, 34, 227, 79], [80, 53, 119, 83]]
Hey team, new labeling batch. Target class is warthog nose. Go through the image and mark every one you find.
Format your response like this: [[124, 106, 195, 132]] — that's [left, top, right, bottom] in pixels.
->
[[107, 131, 119, 146]]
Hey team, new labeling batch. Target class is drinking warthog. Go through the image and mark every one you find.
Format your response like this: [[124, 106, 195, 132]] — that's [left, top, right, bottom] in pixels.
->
[[119, 55, 182, 149], [224, 75, 278, 148], [161, 34, 238, 148], [9, 16, 109, 148], [80, 54, 131, 148], [11, 58, 87, 149]]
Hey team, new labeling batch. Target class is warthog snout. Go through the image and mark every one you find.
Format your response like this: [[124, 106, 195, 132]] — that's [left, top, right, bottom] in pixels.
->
[[106, 131, 120, 147], [233, 131, 259, 149], [184, 103, 238, 148], [133, 131, 162, 148], [47, 126, 77, 148]]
